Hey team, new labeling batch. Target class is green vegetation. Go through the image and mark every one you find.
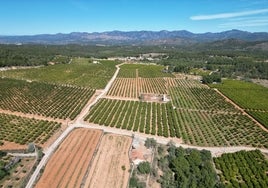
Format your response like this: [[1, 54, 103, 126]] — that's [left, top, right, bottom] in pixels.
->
[[214, 150, 268, 187], [247, 111, 268, 129], [85, 99, 176, 138], [0, 152, 8, 180], [0, 78, 95, 120], [211, 79, 268, 128], [158, 146, 219, 188], [85, 98, 268, 148], [0, 113, 61, 145], [202, 72, 221, 84], [86, 77, 268, 148], [2, 58, 118, 89], [1, 44, 267, 80], [137, 162, 151, 174], [144, 138, 157, 149], [160, 50, 268, 79], [169, 79, 238, 112], [118, 64, 174, 78]]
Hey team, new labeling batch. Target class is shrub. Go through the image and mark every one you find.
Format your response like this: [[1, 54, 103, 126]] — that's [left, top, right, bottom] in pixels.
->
[[137, 161, 151, 174]]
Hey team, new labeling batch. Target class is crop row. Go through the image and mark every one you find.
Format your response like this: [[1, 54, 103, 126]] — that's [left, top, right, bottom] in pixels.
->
[[85, 99, 176, 137], [107, 78, 167, 98], [0, 113, 61, 145], [247, 111, 268, 129], [176, 109, 268, 148], [167, 78, 207, 89], [214, 150, 268, 187], [0, 78, 95, 120], [1, 59, 119, 89], [211, 80, 268, 129], [169, 79, 239, 112], [85, 99, 268, 148], [117, 64, 174, 78]]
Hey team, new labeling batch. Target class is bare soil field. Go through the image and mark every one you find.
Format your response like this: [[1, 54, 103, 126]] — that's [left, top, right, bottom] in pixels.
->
[[35, 128, 102, 188], [84, 134, 132, 188]]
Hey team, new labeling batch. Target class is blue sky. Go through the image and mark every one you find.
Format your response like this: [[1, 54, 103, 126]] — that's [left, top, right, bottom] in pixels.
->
[[0, 0, 268, 35]]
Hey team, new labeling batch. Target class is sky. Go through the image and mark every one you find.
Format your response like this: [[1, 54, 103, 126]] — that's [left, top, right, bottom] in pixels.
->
[[0, 0, 267, 35]]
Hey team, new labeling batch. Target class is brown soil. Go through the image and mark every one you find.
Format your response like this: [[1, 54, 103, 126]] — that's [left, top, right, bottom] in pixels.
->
[[35, 128, 102, 188], [40, 123, 68, 149], [0, 109, 66, 124], [0, 141, 27, 151], [84, 134, 132, 188]]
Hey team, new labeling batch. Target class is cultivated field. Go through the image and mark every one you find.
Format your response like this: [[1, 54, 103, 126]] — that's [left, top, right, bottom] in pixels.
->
[[214, 150, 268, 187], [169, 79, 239, 112], [0, 113, 61, 146], [0, 78, 95, 120], [211, 79, 268, 128], [35, 128, 102, 188], [107, 78, 167, 98], [84, 134, 132, 188], [117, 64, 174, 78], [1, 58, 119, 89], [86, 77, 268, 148]]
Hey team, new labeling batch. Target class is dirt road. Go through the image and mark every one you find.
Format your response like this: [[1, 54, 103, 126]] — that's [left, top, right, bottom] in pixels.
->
[[25, 63, 268, 187]]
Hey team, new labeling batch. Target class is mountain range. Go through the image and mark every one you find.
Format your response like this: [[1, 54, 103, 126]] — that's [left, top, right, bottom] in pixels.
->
[[0, 30, 268, 45]]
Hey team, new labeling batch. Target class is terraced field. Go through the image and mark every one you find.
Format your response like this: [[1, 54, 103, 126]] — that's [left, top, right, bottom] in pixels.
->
[[0, 78, 95, 120]]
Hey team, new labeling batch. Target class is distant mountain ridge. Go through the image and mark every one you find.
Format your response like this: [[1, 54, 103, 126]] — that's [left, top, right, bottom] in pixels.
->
[[0, 30, 268, 45]]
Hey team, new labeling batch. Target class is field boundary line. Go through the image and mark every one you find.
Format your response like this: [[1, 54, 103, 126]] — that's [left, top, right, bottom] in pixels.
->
[[80, 131, 104, 188], [214, 88, 268, 133]]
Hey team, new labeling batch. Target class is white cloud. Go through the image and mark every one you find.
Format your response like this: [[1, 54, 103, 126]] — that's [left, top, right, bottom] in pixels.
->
[[190, 8, 268, 20]]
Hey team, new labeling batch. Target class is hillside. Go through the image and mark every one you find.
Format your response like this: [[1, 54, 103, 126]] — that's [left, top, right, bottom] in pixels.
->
[[1, 30, 268, 45]]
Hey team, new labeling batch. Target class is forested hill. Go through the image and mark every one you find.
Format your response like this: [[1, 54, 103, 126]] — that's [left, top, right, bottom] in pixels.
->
[[0, 30, 268, 45]]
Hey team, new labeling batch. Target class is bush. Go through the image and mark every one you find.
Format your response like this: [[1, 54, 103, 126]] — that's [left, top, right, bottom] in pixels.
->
[[144, 138, 157, 149], [137, 161, 151, 174]]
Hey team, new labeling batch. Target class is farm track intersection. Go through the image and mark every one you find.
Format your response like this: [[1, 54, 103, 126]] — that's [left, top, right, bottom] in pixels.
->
[[1, 62, 266, 188]]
